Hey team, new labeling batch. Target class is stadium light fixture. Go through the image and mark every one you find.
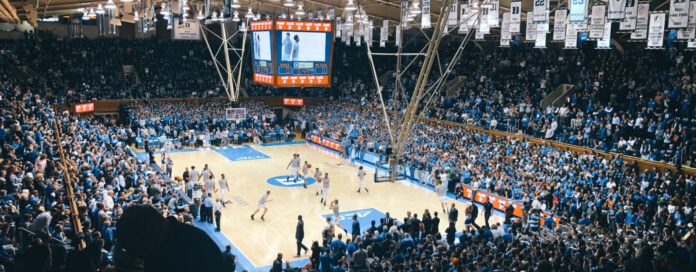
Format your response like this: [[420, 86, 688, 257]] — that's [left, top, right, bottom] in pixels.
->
[[134, 11, 140, 21], [96, 4, 106, 14], [232, 11, 241, 22], [283, 0, 295, 7], [295, 4, 305, 16], [255, 12, 261, 20], [231, 0, 241, 9], [160, 3, 169, 15], [245, 8, 254, 19], [345, 0, 357, 12], [410, 2, 421, 15], [105, 0, 116, 10], [240, 22, 248, 32], [121, 0, 133, 2], [82, 12, 90, 20], [183, 0, 190, 11], [88, 8, 96, 17], [196, 10, 204, 20], [281, 13, 287, 19]]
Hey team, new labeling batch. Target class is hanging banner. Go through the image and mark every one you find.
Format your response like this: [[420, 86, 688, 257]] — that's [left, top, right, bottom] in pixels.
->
[[475, 27, 485, 39], [537, 22, 549, 33], [535, 31, 547, 48], [336, 17, 342, 39], [468, 0, 480, 29], [501, 12, 511, 46], [677, 1, 696, 39], [510, 0, 522, 33], [205, 0, 210, 18], [395, 26, 401, 46], [554, 9, 567, 40], [533, 0, 549, 23], [401, 0, 408, 28], [565, 24, 578, 48], [688, 40, 696, 47], [459, 3, 469, 33], [648, 13, 666, 48], [449, 0, 459, 26], [669, 0, 690, 28], [608, 0, 627, 21], [631, 2, 650, 39], [479, 6, 490, 34], [620, 0, 638, 30], [526, 12, 537, 41], [380, 20, 388, 47], [488, 0, 499, 27], [328, 7, 335, 19], [569, 0, 589, 23], [422, 0, 432, 28], [589, 5, 607, 39], [173, 21, 200, 40], [597, 22, 612, 48]]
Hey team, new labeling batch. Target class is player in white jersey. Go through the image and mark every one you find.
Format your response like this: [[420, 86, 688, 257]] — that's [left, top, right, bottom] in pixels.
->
[[329, 199, 347, 233], [162, 138, 174, 157], [251, 190, 272, 221], [320, 173, 330, 206], [435, 177, 448, 214], [313, 168, 323, 196], [201, 164, 212, 184], [218, 173, 230, 206], [356, 166, 369, 193], [301, 161, 311, 189], [286, 154, 301, 182], [204, 173, 215, 194]]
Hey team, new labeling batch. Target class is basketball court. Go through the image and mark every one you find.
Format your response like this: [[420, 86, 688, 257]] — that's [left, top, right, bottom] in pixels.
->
[[134, 141, 503, 270]]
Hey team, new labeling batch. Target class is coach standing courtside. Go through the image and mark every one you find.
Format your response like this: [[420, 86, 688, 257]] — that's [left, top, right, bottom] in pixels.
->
[[295, 215, 308, 257], [214, 198, 223, 232]]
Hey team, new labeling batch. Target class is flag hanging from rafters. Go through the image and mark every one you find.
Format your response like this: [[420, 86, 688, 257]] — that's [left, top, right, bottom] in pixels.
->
[[669, 0, 690, 28], [422, 0, 431, 28], [608, 0, 626, 21], [677, 1, 696, 39], [510, 0, 521, 33], [620, 0, 638, 30], [554, 9, 567, 41]]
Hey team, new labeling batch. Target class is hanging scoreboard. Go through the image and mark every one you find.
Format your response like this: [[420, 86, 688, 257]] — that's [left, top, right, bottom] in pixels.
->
[[249, 20, 334, 87]]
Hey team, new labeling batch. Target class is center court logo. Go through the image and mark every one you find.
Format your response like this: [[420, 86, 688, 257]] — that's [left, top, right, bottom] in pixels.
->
[[266, 175, 317, 187]]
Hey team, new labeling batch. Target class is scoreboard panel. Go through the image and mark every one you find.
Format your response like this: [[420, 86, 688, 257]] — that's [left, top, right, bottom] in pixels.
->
[[250, 21, 275, 85], [274, 21, 333, 87]]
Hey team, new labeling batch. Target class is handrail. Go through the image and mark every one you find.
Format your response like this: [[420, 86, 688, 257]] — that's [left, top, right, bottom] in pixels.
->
[[18, 227, 67, 245]]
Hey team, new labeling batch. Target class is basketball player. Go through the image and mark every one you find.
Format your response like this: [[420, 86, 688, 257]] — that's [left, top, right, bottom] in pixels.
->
[[204, 173, 215, 194], [286, 154, 301, 182], [329, 199, 347, 233], [436, 177, 448, 214], [219, 174, 230, 206], [201, 164, 212, 184], [301, 161, 311, 189], [162, 138, 174, 157], [320, 173, 330, 206], [313, 167, 323, 196], [356, 166, 369, 193], [251, 190, 272, 221]]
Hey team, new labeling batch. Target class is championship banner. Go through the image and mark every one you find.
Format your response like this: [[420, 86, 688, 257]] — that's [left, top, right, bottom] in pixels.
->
[[648, 13, 666, 48], [533, 0, 549, 23], [448, 0, 459, 26], [565, 24, 578, 48], [328, 7, 335, 19], [620, 0, 638, 30], [395, 26, 401, 46], [569, 0, 589, 24], [336, 17, 342, 39], [401, 0, 408, 28], [459, 3, 469, 33], [479, 5, 490, 34], [537, 22, 549, 33], [488, 0, 499, 27], [554, 9, 568, 40], [669, 0, 690, 28], [422, 0, 431, 28], [535, 31, 547, 48], [501, 12, 511, 46], [468, 0, 480, 29], [677, 1, 696, 39], [173, 21, 201, 40], [526, 12, 537, 41], [597, 22, 612, 48], [380, 20, 388, 47], [510, 0, 522, 33], [631, 2, 650, 39], [589, 5, 606, 39], [608, 0, 627, 21]]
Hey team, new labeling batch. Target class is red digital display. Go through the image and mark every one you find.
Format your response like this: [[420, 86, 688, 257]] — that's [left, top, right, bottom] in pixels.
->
[[254, 73, 274, 84], [74, 102, 95, 113], [307, 133, 342, 152], [283, 98, 304, 106], [250, 21, 273, 31], [277, 76, 329, 86], [473, 190, 524, 218], [275, 21, 332, 32]]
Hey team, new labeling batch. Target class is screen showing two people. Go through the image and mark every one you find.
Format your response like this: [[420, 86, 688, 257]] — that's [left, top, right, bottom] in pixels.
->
[[280, 31, 326, 62]]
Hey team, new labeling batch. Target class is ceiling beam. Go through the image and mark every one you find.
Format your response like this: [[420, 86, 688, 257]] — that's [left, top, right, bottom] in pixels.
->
[[1, 0, 20, 22]]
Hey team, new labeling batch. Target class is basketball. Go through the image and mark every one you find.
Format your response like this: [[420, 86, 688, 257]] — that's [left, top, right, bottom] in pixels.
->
[[317, 177, 322, 183], [307, 163, 312, 168]]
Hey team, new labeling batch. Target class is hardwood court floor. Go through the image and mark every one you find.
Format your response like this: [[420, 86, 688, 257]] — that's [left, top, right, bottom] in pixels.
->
[[164, 143, 502, 267]]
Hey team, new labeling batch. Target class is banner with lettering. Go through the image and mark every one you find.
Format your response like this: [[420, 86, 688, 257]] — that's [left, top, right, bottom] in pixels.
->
[[395, 26, 401, 46], [631, 2, 650, 39], [380, 20, 388, 47], [533, 0, 550, 23], [620, 0, 638, 30], [565, 24, 578, 48], [677, 1, 696, 39], [488, 0, 500, 27], [569, 0, 589, 23], [669, 0, 690, 28], [688, 40, 696, 47], [608, 0, 627, 21], [459, 3, 469, 33], [401, 0, 408, 28], [448, 0, 459, 26], [648, 13, 666, 48], [501, 12, 511, 46], [328, 7, 335, 19], [510, 0, 522, 33], [421, 0, 431, 28], [554, 9, 568, 40], [475, 27, 485, 39], [597, 22, 612, 48], [589, 5, 607, 39], [468, 0, 480, 29], [480, 5, 490, 34], [526, 12, 537, 41], [535, 27, 547, 48]]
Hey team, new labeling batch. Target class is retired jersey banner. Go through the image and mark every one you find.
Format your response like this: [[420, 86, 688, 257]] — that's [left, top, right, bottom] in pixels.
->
[[597, 22, 612, 48], [677, 1, 696, 39], [608, 0, 627, 21], [589, 5, 607, 39], [479, 6, 490, 34], [631, 2, 650, 39], [669, 0, 691, 28], [565, 24, 578, 48], [459, 4, 469, 33], [648, 13, 666, 48], [448, 0, 459, 26], [422, 0, 431, 28], [488, 0, 500, 27], [620, 0, 638, 30], [401, 0, 409, 28], [569, 0, 589, 23], [533, 0, 550, 23], [467, 0, 480, 29], [395, 26, 401, 46], [501, 12, 511, 46], [526, 12, 537, 41], [380, 20, 388, 47], [554, 9, 568, 40], [510, 0, 522, 33], [535, 30, 547, 48]]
